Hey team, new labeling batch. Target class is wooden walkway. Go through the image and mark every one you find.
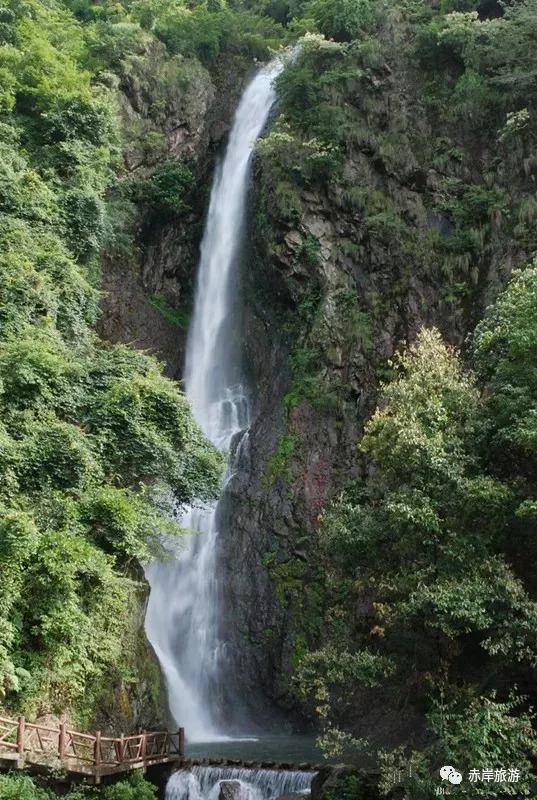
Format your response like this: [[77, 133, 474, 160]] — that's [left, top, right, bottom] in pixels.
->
[[0, 715, 184, 782]]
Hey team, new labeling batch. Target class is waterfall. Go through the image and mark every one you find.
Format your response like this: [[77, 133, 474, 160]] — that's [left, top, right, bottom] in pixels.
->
[[144, 59, 284, 743], [166, 766, 314, 800]]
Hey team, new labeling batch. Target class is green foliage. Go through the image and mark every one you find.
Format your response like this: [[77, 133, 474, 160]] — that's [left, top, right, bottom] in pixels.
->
[[274, 36, 382, 149], [255, 119, 340, 184], [436, 182, 509, 283], [155, 7, 228, 66], [472, 263, 537, 473], [290, 633, 307, 669], [284, 343, 327, 408], [129, 160, 197, 218], [428, 693, 535, 796], [282, 290, 371, 410], [0, 0, 224, 723], [296, 234, 320, 264], [319, 328, 535, 659], [102, 772, 157, 800], [312, 0, 377, 42], [61, 188, 107, 258], [322, 775, 364, 800], [270, 557, 307, 606], [415, 0, 537, 121], [295, 268, 537, 775], [333, 288, 373, 353], [149, 3, 287, 69], [0, 775, 52, 800], [148, 294, 190, 328], [263, 433, 297, 488], [0, 773, 157, 800], [380, 693, 536, 797], [85, 20, 148, 68], [296, 645, 395, 716]]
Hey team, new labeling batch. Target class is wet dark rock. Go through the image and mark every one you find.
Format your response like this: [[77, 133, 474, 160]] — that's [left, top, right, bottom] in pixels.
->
[[230, 428, 249, 460], [219, 781, 248, 800]]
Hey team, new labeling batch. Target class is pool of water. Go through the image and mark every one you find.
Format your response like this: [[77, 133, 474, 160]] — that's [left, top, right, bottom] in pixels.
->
[[185, 734, 326, 764]]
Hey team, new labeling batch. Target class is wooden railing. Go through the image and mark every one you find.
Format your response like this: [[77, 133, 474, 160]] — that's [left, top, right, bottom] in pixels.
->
[[0, 715, 184, 773]]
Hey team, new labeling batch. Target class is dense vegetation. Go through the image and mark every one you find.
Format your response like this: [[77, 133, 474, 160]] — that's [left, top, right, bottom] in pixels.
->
[[296, 270, 537, 795], [0, 0, 292, 792], [0, 0, 227, 730]]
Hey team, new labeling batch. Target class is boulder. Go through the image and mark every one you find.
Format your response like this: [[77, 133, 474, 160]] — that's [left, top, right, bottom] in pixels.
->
[[219, 780, 250, 800]]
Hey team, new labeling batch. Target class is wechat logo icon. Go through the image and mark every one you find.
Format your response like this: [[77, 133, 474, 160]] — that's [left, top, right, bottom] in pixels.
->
[[440, 765, 463, 785]]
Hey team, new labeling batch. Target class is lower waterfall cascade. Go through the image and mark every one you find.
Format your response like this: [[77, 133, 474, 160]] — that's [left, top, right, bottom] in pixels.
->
[[166, 766, 314, 800]]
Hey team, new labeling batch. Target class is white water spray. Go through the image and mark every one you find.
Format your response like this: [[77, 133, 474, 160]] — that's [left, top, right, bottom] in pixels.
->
[[166, 766, 313, 800], [144, 60, 284, 743]]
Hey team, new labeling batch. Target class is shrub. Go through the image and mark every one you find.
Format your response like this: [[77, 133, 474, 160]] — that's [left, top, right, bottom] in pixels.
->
[[0, 0, 224, 717], [61, 188, 107, 256], [39, 93, 114, 146], [312, 0, 376, 42], [0, 775, 53, 800], [103, 772, 157, 800], [129, 159, 197, 217], [86, 20, 148, 68]]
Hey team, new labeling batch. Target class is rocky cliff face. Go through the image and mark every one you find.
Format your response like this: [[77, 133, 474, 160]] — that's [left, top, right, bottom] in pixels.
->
[[216, 21, 534, 738], [95, 576, 168, 734], [99, 41, 252, 377]]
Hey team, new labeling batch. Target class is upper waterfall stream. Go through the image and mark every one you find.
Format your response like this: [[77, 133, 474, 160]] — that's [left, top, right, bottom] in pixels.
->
[[144, 60, 284, 746]]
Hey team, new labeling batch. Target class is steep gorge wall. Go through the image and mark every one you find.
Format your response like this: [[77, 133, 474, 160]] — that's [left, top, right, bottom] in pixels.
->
[[217, 19, 536, 740]]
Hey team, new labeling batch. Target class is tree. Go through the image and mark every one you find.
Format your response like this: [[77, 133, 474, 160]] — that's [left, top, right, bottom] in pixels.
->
[[473, 263, 537, 480], [296, 320, 537, 795]]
